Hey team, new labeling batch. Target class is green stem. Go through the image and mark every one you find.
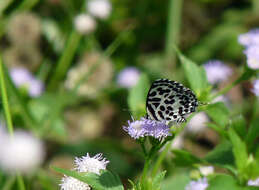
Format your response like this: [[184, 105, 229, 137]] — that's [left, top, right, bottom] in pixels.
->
[[165, 0, 183, 67], [140, 141, 147, 157], [17, 173, 26, 190], [151, 140, 173, 177], [0, 56, 14, 136], [141, 157, 151, 185], [48, 31, 81, 90]]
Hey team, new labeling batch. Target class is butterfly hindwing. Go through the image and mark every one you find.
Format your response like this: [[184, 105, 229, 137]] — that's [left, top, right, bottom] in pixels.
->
[[146, 79, 198, 124]]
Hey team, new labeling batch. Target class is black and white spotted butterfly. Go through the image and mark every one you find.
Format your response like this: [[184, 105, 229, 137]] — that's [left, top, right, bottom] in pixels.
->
[[146, 78, 199, 125]]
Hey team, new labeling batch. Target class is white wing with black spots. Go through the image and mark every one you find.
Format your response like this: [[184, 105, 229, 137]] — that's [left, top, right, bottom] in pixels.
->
[[146, 79, 198, 125]]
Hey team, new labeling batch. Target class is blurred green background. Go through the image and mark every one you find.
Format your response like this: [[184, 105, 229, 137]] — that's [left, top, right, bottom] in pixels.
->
[[0, 0, 259, 189]]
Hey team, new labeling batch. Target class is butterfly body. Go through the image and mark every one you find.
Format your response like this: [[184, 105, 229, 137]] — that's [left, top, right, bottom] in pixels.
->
[[146, 79, 198, 125]]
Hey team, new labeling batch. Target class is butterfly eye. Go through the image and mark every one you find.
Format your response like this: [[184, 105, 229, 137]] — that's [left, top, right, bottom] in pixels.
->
[[146, 78, 198, 124]]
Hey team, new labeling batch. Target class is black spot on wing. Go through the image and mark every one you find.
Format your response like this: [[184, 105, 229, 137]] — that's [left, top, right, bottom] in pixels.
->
[[158, 111, 165, 119], [160, 105, 165, 111], [153, 103, 160, 108], [164, 99, 175, 104], [148, 98, 161, 102], [149, 91, 157, 97]]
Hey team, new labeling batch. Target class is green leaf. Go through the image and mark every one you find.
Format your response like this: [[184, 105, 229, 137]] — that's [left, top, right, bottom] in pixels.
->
[[207, 174, 242, 190], [52, 166, 124, 190], [172, 149, 204, 167], [174, 47, 209, 97], [128, 73, 150, 118], [152, 171, 166, 190], [246, 118, 259, 150], [228, 127, 248, 173], [243, 157, 259, 180], [204, 141, 236, 173], [205, 102, 229, 127], [207, 123, 228, 138], [230, 115, 247, 139], [162, 173, 190, 190]]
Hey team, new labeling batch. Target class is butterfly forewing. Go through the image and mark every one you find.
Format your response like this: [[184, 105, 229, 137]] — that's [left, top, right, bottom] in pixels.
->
[[146, 79, 198, 124]]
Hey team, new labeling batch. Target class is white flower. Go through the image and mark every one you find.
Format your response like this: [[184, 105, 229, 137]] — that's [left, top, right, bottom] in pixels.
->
[[185, 177, 209, 190], [251, 79, 259, 97], [10, 67, 44, 97], [74, 14, 96, 34], [7, 12, 41, 45], [117, 67, 140, 88], [74, 153, 109, 174], [185, 112, 209, 134], [243, 45, 259, 70], [65, 52, 113, 97], [203, 60, 232, 85], [60, 176, 91, 190], [0, 130, 45, 174], [199, 166, 214, 176], [87, 0, 111, 19], [248, 177, 259, 186]]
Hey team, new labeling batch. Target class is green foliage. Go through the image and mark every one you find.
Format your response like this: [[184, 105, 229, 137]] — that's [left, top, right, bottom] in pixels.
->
[[172, 149, 204, 167], [0, 0, 259, 189], [205, 102, 230, 127], [228, 127, 248, 176], [152, 171, 167, 190], [230, 115, 247, 139], [246, 118, 259, 150], [128, 74, 150, 118], [204, 141, 235, 170], [129, 171, 166, 190], [174, 47, 210, 99], [162, 173, 190, 190], [208, 174, 246, 190]]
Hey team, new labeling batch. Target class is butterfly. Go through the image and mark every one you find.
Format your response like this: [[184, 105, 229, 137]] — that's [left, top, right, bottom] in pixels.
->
[[146, 78, 199, 125]]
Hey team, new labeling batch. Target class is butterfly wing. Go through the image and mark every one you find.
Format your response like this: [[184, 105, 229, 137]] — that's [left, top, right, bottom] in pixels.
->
[[146, 79, 198, 124]]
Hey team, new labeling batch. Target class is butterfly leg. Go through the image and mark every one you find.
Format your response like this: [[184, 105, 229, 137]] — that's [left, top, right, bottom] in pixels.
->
[[177, 116, 186, 123]]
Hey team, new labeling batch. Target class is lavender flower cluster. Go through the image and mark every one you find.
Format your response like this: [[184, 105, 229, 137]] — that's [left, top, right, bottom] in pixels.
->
[[238, 29, 259, 70], [238, 29, 259, 97], [123, 117, 171, 140]]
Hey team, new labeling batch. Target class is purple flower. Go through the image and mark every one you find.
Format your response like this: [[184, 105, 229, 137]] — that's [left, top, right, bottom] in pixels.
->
[[203, 60, 232, 85], [117, 67, 140, 88], [10, 67, 44, 97], [243, 46, 259, 69], [248, 177, 259, 186], [251, 79, 259, 97], [123, 118, 146, 139], [238, 29, 259, 47], [141, 118, 171, 140], [123, 117, 171, 140], [185, 178, 208, 190]]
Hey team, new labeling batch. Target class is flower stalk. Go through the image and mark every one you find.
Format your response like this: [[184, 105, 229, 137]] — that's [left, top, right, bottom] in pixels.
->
[[0, 56, 14, 136]]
